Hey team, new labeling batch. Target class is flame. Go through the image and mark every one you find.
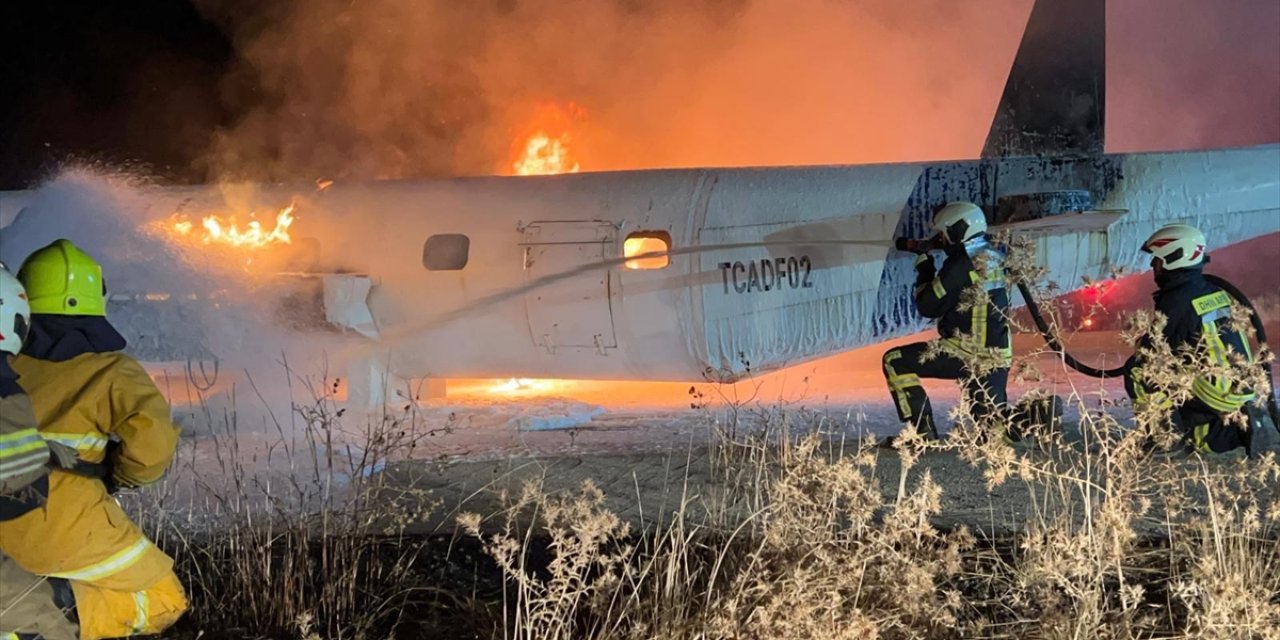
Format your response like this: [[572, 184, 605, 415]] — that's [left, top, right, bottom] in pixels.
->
[[510, 103, 585, 176], [513, 134, 580, 176], [623, 235, 671, 270], [489, 378, 560, 394], [162, 204, 296, 249]]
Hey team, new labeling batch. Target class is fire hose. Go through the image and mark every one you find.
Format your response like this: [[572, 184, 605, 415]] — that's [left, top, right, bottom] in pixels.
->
[[1016, 274, 1280, 439], [1015, 279, 1128, 379], [900, 234, 1137, 381], [50, 439, 123, 494]]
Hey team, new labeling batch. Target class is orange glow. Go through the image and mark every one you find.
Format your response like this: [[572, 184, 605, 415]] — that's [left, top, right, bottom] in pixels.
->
[[624, 234, 671, 270], [1083, 317, 1095, 328], [513, 134, 580, 176], [159, 204, 296, 250], [488, 378, 564, 394], [509, 103, 585, 176]]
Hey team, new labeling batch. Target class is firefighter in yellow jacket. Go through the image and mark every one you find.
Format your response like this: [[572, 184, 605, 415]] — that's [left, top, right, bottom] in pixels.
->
[[0, 240, 187, 639]]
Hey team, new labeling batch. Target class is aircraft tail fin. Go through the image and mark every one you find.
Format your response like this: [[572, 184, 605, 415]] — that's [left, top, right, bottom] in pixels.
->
[[981, 0, 1106, 158]]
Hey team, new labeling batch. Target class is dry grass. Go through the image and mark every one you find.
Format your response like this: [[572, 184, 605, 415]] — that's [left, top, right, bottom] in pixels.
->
[[443, 237, 1279, 640], [447, 414, 1277, 640], [116, 242, 1280, 639], [128, 363, 448, 639]]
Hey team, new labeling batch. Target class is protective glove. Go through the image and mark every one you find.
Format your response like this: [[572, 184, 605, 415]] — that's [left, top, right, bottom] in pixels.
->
[[914, 253, 936, 283], [45, 441, 81, 470], [102, 440, 124, 494], [896, 234, 946, 254]]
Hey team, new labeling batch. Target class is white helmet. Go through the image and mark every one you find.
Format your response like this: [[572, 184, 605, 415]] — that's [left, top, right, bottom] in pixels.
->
[[0, 265, 32, 356], [932, 201, 987, 244], [1142, 223, 1206, 270]]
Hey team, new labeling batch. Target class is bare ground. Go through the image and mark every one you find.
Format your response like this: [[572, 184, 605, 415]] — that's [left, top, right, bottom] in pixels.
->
[[379, 423, 1279, 539]]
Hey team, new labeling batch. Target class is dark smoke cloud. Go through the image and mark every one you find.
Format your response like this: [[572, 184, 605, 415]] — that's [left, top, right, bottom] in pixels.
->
[[3, 1, 1276, 188], [195, 0, 1031, 181], [187, 0, 1279, 181]]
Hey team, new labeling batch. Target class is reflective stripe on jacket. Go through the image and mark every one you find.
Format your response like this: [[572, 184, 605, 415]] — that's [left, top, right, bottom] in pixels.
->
[[0, 371, 50, 520], [0, 393, 49, 496], [0, 351, 182, 614], [913, 238, 1012, 363], [1135, 266, 1256, 413]]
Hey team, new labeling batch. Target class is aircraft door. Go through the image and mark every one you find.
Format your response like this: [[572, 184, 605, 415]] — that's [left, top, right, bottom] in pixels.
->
[[521, 221, 618, 354]]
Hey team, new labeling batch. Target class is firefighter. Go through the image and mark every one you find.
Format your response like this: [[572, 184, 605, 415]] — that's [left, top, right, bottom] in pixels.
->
[[0, 265, 49, 509], [1125, 224, 1256, 454], [1, 264, 84, 640], [881, 202, 1012, 446], [0, 239, 187, 640]]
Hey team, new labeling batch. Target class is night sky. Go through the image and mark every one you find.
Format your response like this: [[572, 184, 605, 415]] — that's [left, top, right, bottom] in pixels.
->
[[0, 1, 234, 188]]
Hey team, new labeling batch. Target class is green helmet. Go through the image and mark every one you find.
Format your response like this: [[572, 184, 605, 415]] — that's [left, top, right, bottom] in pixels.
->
[[17, 239, 107, 317]]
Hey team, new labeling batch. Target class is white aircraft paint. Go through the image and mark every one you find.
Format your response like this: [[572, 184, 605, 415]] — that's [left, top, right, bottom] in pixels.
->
[[1, 145, 1276, 411], [1, 0, 1276, 408]]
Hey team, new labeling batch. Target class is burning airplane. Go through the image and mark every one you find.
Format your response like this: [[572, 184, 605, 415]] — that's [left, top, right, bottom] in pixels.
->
[[0, 0, 1276, 408]]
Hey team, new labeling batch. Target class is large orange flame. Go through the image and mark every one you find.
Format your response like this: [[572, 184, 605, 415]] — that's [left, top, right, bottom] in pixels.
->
[[513, 134, 580, 176], [159, 204, 296, 250], [510, 103, 585, 176]]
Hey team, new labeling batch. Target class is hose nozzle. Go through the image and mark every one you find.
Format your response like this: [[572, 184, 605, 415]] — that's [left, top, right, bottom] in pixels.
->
[[895, 235, 944, 254]]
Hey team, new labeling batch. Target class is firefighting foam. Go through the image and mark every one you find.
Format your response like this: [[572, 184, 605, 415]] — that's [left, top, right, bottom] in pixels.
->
[[0, 152, 1274, 414]]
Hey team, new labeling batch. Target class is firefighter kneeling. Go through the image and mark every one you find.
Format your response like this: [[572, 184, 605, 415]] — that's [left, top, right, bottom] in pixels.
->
[[1, 263, 86, 640], [1125, 224, 1257, 455], [881, 202, 1012, 446], [0, 239, 187, 639]]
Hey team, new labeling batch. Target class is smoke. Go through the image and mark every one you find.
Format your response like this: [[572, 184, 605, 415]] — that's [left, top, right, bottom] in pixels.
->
[[0, 170, 190, 293], [1107, 0, 1280, 153], [5, 0, 1276, 188], [0, 169, 352, 383], [194, 0, 1031, 181]]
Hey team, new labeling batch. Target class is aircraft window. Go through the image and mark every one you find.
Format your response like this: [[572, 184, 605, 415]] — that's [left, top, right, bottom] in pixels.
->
[[423, 234, 470, 271], [624, 231, 671, 270]]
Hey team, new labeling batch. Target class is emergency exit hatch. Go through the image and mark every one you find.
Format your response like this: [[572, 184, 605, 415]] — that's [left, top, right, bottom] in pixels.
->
[[521, 221, 618, 353]]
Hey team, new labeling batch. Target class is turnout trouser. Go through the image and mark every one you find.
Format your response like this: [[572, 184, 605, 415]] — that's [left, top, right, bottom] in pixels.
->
[[0, 471, 188, 640], [1, 551, 186, 640], [1124, 369, 1248, 453], [883, 341, 1009, 438], [0, 554, 79, 640]]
